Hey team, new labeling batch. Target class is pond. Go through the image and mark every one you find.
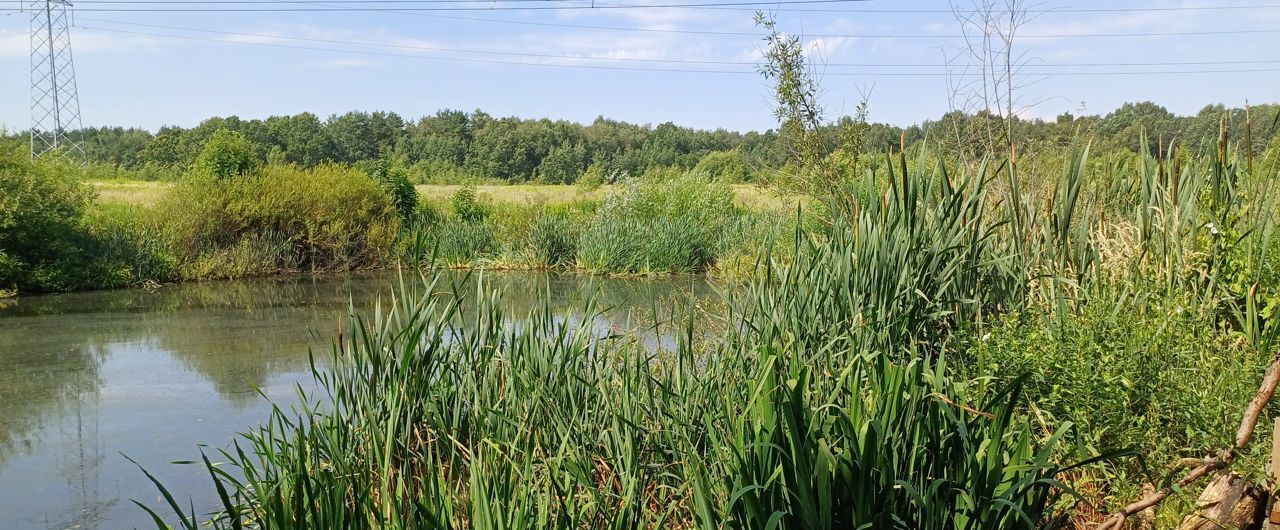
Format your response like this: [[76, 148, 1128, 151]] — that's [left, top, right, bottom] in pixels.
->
[[0, 270, 713, 530]]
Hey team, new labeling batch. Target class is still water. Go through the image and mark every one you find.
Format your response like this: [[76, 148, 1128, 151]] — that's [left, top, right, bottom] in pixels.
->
[[0, 270, 711, 530]]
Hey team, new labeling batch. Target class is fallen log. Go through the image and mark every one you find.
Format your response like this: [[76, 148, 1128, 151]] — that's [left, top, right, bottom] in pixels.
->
[[1175, 471, 1265, 530]]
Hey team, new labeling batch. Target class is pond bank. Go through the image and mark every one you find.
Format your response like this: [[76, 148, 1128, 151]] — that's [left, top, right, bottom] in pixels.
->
[[0, 269, 712, 530]]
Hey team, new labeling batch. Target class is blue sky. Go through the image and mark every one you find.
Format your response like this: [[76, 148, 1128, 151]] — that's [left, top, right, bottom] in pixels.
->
[[0, 0, 1277, 132]]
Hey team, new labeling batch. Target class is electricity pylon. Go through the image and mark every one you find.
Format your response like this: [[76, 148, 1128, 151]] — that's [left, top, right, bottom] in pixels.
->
[[29, 0, 85, 162]]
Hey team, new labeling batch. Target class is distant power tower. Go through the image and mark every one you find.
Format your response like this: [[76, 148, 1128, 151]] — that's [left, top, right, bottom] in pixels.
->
[[29, 0, 85, 162]]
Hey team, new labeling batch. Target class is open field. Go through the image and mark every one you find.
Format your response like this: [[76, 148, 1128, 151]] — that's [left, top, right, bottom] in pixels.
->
[[91, 179, 171, 207], [91, 180, 799, 211], [416, 183, 799, 210]]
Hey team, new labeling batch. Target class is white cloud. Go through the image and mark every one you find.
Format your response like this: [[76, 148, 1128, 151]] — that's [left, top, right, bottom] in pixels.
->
[[556, 5, 705, 30], [806, 36, 855, 61], [388, 37, 448, 52], [0, 28, 159, 58], [306, 57, 375, 68], [223, 32, 285, 45], [512, 31, 704, 64]]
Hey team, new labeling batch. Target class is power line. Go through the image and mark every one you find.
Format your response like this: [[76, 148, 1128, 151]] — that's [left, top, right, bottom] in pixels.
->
[[37, 0, 1280, 35], [220, 1, 1277, 40], [78, 25, 1280, 77], [34, 0, 892, 11], [79, 25, 747, 72], [602, 2, 1280, 13], [7, 0, 1280, 13], [44, 0, 1280, 39], [72, 12, 1280, 39], [79, 17, 1280, 69]]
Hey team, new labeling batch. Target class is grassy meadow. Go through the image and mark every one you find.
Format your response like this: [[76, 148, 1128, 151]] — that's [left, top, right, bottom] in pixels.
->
[[92, 180, 798, 211]]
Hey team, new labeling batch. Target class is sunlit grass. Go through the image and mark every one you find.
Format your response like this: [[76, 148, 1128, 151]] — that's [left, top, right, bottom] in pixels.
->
[[90, 179, 799, 212], [91, 179, 169, 207]]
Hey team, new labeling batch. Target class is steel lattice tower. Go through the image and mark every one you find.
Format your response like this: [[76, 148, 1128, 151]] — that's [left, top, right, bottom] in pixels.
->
[[29, 0, 85, 162]]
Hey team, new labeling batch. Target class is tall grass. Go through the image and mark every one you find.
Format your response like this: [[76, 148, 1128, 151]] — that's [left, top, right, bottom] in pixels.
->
[[954, 137, 1280, 520], [139, 266, 1074, 529], [123, 132, 1280, 527], [399, 173, 772, 275], [578, 173, 739, 273], [137, 149, 1089, 529]]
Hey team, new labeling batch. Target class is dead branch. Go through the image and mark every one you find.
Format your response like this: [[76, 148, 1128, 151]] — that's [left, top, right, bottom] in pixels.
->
[[1097, 350, 1280, 530]]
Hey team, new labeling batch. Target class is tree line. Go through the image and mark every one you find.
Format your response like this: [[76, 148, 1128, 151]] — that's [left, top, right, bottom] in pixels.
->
[[2, 101, 1276, 183]]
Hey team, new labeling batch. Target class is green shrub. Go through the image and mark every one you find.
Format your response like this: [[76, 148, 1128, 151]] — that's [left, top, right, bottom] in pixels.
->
[[358, 155, 419, 225], [406, 159, 478, 184], [81, 204, 177, 288], [0, 250, 17, 293], [578, 172, 737, 273], [194, 128, 260, 179], [157, 163, 399, 279], [576, 163, 605, 190], [693, 149, 752, 182], [450, 183, 487, 222], [965, 293, 1274, 513], [0, 150, 93, 258], [0, 149, 167, 292]]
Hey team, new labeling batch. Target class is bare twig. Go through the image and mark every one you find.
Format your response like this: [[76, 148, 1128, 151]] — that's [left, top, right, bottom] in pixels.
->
[[1097, 350, 1280, 530]]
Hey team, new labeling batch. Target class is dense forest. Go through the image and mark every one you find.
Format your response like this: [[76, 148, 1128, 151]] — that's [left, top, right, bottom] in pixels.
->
[[3, 101, 1276, 183]]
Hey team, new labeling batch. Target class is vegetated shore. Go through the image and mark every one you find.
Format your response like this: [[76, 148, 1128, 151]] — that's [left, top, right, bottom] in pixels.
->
[[113, 140, 1280, 529], [2, 146, 800, 298], [8, 124, 1280, 527]]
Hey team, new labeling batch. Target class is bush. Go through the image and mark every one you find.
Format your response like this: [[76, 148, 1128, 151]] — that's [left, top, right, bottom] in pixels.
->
[[450, 183, 487, 222], [156, 163, 400, 279], [0, 150, 92, 256], [576, 163, 605, 190], [578, 172, 737, 273], [0, 150, 178, 292], [81, 204, 177, 288], [693, 149, 752, 182], [195, 129, 260, 179], [358, 155, 419, 225], [965, 294, 1274, 513], [1, 150, 106, 291]]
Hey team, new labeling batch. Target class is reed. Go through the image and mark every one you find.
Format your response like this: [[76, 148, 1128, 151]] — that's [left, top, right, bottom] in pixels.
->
[[135, 135, 1280, 527], [136, 151, 1083, 529]]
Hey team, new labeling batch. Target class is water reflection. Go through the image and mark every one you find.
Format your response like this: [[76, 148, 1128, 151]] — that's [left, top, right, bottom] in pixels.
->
[[0, 270, 710, 530]]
